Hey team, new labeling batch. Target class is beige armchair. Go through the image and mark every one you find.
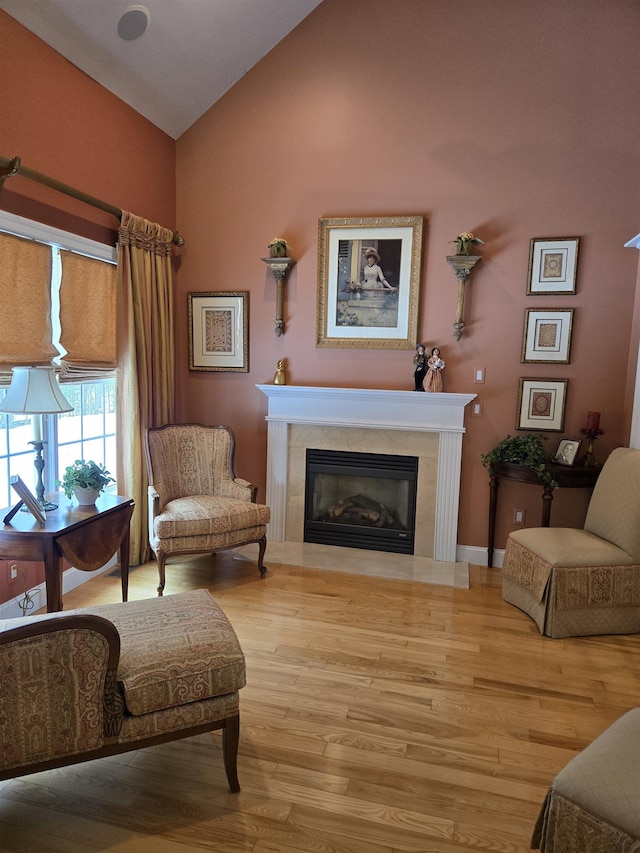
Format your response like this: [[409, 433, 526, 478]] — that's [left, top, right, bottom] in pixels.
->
[[502, 447, 640, 638], [145, 423, 270, 595], [0, 589, 245, 790]]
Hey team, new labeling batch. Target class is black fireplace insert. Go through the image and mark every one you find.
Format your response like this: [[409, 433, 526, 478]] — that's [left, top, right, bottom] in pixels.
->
[[304, 448, 418, 554]]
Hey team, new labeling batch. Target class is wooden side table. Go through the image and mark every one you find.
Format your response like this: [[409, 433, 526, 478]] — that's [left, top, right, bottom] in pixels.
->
[[0, 493, 134, 612], [487, 462, 601, 568]]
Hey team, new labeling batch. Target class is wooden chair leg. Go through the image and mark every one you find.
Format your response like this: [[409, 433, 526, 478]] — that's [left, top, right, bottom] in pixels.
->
[[157, 552, 166, 596], [222, 713, 240, 792], [257, 535, 267, 578]]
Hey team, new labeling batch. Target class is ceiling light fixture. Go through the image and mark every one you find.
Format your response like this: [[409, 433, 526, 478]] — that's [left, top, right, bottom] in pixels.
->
[[117, 5, 150, 41]]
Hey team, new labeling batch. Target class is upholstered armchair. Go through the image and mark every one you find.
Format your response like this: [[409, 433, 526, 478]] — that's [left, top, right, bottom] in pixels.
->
[[0, 589, 245, 790], [502, 446, 640, 638], [145, 424, 270, 595]]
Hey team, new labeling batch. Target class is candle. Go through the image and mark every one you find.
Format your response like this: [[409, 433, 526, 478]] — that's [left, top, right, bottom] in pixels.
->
[[32, 413, 42, 443], [586, 411, 600, 431]]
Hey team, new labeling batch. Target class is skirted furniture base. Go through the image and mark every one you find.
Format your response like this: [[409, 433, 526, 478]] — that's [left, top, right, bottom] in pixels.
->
[[501, 447, 640, 638], [532, 708, 640, 852], [0, 589, 246, 791], [502, 535, 640, 638]]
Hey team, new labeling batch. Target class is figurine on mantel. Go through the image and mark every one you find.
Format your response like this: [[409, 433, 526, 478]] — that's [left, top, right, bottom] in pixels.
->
[[413, 343, 427, 391], [273, 359, 286, 385], [424, 346, 445, 392]]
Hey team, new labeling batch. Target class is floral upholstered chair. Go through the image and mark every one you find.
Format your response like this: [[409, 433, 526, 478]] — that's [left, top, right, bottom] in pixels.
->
[[145, 424, 270, 595]]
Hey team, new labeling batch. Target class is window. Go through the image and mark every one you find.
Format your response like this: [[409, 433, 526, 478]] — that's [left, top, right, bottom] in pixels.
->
[[0, 212, 117, 508]]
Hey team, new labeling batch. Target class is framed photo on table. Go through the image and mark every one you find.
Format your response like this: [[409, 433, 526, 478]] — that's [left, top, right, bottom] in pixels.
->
[[554, 438, 582, 466], [188, 291, 248, 372], [527, 237, 580, 295], [6, 475, 46, 525], [316, 215, 424, 349], [517, 378, 568, 432], [521, 308, 574, 363]]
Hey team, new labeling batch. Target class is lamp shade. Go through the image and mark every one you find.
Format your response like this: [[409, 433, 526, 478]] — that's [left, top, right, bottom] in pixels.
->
[[0, 366, 73, 414]]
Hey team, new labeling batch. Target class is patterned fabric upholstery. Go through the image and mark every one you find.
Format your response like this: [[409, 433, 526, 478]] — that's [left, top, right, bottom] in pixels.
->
[[532, 709, 640, 851], [502, 448, 640, 638], [74, 589, 246, 716], [0, 620, 118, 770], [147, 423, 255, 505], [146, 424, 270, 591], [0, 590, 245, 787], [154, 495, 270, 539]]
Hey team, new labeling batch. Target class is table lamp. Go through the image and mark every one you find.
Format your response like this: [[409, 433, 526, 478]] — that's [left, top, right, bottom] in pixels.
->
[[0, 366, 73, 510]]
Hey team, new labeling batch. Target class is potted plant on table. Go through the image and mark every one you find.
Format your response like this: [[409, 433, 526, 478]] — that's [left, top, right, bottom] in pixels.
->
[[59, 459, 114, 505], [481, 434, 558, 489]]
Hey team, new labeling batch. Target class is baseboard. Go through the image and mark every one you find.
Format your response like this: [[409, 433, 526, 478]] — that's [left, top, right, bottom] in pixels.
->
[[456, 544, 504, 569], [0, 557, 117, 620]]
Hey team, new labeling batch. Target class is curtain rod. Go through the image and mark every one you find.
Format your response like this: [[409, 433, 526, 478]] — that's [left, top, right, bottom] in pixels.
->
[[0, 155, 184, 247]]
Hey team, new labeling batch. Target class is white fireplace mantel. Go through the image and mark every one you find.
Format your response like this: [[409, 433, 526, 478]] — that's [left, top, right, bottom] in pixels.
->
[[257, 385, 476, 563]]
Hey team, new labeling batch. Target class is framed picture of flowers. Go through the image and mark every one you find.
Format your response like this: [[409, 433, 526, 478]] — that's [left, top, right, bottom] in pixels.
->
[[316, 215, 424, 349]]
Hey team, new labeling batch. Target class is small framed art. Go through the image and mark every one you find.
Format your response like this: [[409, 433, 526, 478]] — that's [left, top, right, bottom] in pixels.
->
[[527, 237, 580, 295], [517, 378, 568, 432], [316, 215, 424, 349], [554, 438, 581, 466], [6, 475, 46, 525], [188, 291, 249, 372], [521, 308, 574, 363]]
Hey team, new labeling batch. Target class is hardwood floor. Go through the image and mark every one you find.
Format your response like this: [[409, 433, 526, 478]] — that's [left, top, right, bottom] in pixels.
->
[[1, 552, 639, 852]]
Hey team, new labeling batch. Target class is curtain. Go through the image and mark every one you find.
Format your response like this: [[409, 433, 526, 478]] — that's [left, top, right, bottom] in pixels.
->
[[59, 250, 117, 382], [116, 212, 175, 566], [0, 232, 57, 384]]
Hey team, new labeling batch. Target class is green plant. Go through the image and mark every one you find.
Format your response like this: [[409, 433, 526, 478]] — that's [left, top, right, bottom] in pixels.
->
[[58, 459, 114, 499], [481, 434, 558, 488]]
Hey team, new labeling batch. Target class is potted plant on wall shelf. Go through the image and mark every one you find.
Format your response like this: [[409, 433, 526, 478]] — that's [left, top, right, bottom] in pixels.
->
[[59, 459, 114, 505], [481, 434, 558, 489]]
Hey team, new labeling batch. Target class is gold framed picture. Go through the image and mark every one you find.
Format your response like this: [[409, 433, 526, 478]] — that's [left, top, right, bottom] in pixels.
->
[[517, 378, 568, 432], [316, 215, 424, 349], [527, 237, 580, 295], [188, 291, 249, 372], [521, 308, 574, 363]]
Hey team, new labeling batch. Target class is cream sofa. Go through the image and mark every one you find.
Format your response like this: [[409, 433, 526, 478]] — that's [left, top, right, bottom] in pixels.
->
[[0, 589, 245, 790]]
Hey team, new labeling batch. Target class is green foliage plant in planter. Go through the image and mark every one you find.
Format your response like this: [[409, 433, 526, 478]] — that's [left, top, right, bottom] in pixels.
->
[[59, 459, 114, 500], [481, 434, 558, 489]]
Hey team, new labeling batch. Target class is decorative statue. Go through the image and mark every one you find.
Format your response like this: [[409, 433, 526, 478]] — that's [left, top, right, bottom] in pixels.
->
[[424, 346, 445, 392], [413, 343, 427, 391], [274, 359, 286, 385]]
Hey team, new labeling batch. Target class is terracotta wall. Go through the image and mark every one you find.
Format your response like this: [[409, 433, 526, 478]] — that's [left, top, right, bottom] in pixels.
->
[[175, 0, 640, 555], [0, 11, 176, 605]]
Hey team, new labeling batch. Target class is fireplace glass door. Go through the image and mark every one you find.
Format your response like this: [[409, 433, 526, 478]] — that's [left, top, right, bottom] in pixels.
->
[[304, 449, 418, 554]]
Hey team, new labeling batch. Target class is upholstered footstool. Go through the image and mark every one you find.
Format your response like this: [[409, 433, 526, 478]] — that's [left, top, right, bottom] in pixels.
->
[[531, 708, 640, 852], [0, 589, 246, 791]]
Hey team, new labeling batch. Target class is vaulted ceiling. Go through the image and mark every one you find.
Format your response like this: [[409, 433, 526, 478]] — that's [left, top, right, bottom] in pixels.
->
[[1, 0, 323, 138]]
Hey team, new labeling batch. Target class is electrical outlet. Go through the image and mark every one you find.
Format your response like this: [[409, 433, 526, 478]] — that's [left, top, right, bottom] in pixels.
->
[[473, 367, 485, 384], [9, 563, 18, 581], [513, 508, 525, 525], [471, 401, 483, 417]]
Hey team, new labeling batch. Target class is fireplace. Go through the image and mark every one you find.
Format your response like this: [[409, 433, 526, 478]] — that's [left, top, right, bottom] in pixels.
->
[[257, 385, 476, 563], [304, 449, 418, 554]]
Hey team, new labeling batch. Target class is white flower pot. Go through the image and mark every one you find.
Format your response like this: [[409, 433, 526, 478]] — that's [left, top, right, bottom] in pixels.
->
[[73, 486, 100, 505]]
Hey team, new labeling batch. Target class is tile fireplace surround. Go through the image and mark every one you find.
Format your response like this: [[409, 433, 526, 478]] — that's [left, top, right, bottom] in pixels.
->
[[257, 386, 475, 566]]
